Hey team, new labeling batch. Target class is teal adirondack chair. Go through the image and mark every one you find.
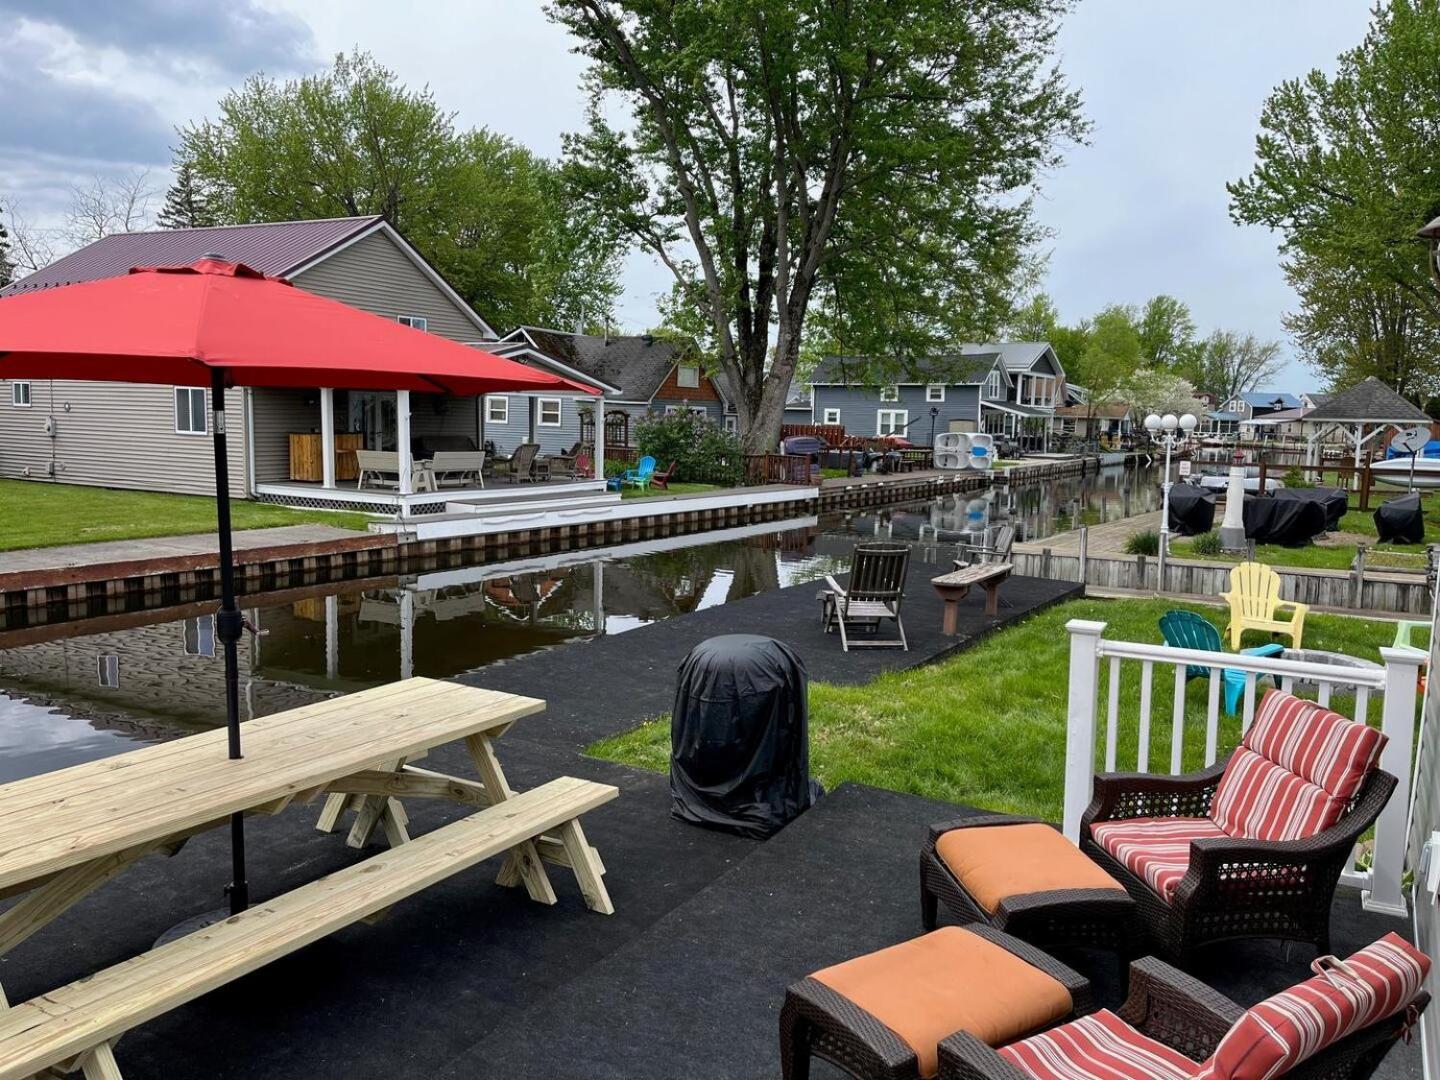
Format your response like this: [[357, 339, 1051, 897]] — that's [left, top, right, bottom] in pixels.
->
[[1158, 610, 1284, 715], [622, 455, 657, 490]]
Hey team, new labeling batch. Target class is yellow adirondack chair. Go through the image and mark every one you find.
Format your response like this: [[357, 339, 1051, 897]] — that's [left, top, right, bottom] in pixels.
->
[[1219, 562, 1308, 650]]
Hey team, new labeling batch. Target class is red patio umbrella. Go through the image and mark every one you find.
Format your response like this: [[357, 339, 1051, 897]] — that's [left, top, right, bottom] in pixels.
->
[[0, 257, 598, 915]]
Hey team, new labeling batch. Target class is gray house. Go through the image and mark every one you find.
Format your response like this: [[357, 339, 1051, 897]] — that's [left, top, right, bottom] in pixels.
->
[[0, 217, 604, 510], [496, 327, 730, 448], [804, 342, 1065, 449]]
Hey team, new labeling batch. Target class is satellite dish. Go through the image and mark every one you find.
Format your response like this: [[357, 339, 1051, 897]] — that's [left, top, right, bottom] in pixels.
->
[[1391, 426, 1430, 455]]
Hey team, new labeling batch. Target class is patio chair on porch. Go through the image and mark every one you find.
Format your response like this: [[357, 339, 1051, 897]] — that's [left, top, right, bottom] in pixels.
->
[[954, 525, 1014, 568], [938, 934, 1429, 1080], [1080, 689, 1394, 962], [430, 451, 485, 489], [507, 443, 541, 483], [820, 542, 911, 650], [355, 450, 401, 490]]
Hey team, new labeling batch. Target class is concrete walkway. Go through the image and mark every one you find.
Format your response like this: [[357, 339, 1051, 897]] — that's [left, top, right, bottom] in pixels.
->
[[1016, 509, 1163, 556], [0, 525, 363, 575]]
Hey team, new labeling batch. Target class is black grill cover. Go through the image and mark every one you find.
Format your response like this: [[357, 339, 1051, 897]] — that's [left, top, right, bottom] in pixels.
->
[[1374, 493, 1425, 544], [1167, 484, 1216, 536], [670, 635, 822, 838], [1243, 497, 1326, 546], [1273, 487, 1348, 531]]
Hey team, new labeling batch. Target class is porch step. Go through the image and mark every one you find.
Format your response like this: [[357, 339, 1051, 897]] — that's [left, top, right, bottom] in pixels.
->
[[442, 494, 623, 521]]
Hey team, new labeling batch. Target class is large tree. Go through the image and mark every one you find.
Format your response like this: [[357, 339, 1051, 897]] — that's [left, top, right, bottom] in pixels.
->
[[174, 50, 623, 331], [157, 163, 218, 230], [1135, 295, 1197, 369], [1228, 0, 1440, 392], [1186, 330, 1285, 402], [551, 0, 1085, 450], [1073, 305, 1143, 425]]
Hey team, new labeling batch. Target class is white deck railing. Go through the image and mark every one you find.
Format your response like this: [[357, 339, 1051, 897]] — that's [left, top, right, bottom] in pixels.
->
[[1063, 619, 1424, 917]]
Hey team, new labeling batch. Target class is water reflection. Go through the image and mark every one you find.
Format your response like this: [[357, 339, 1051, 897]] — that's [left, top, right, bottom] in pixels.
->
[[0, 461, 1163, 773]]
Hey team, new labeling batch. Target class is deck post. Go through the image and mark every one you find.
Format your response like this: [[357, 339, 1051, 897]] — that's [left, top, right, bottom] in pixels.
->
[[594, 399, 606, 480], [319, 388, 336, 489], [1062, 619, 1106, 842], [1364, 647, 1424, 916], [399, 589, 415, 681], [396, 389, 413, 496]]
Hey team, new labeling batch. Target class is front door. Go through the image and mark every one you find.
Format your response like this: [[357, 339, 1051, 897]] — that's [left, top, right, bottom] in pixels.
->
[[349, 392, 398, 451]]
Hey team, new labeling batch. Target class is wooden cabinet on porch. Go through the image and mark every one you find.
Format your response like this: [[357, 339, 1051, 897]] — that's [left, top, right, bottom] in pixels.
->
[[289, 433, 364, 482]]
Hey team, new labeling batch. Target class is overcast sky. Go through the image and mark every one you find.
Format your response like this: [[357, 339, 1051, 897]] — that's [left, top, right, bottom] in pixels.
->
[[0, 0, 1377, 389]]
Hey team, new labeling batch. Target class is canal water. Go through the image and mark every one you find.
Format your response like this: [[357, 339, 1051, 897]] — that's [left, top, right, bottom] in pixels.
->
[[0, 462, 1163, 777]]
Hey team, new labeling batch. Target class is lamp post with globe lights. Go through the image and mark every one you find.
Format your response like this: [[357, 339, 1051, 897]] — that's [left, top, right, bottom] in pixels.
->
[[1144, 412, 1198, 580]]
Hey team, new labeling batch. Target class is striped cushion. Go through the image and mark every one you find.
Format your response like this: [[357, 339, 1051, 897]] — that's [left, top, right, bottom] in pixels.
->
[[1088, 818, 1227, 903], [1000, 1009, 1200, 1080], [1210, 692, 1385, 842], [1202, 933, 1429, 1080]]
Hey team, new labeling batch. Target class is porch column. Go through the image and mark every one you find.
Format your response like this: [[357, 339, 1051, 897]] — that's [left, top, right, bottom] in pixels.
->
[[319, 388, 336, 488], [528, 397, 538, 445], [396, 389, 413, 495], [476, 397, 485, 451], [593, 400, 606, 480]]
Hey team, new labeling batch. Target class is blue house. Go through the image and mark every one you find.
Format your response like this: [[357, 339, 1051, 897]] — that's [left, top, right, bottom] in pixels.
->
[[804, 342, 1066, 449]]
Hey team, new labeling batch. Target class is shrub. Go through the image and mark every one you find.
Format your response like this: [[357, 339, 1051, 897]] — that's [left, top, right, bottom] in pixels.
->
[[635, 411, 744, 486], [1124, 530, 1160, 556], [604, 460, 628, 479], [1188, 530, 1223, 557], [1283, 467, 1313, 489]]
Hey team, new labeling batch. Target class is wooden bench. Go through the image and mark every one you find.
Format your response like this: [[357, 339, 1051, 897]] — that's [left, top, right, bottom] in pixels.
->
[[931, 563, 1013, 632], [0, 775, 617, 1080]]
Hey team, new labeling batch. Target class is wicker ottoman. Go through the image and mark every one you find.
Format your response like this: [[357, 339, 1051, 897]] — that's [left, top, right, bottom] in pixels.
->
[[780, 924, 1088, 1080], [920, 815, 1136, 961]]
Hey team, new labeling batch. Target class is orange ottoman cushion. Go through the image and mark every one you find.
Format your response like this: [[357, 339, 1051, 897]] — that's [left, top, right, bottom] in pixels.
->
[[936, 822, 1124, 913], [811, 926, 1073, 1079]]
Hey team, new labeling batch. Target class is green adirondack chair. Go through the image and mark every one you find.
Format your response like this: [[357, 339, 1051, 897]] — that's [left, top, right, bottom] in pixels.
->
[[1158, 610, 1283, 715]]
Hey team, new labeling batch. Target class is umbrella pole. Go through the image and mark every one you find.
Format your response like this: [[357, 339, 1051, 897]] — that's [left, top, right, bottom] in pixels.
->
[[210, 369, 250, 915]]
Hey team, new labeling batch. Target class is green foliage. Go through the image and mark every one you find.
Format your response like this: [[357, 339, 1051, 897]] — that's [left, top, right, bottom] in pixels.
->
[[553, 0, 1087, 448], [157, 163, 218, 229], [1228, 0, 1440, 398], [1116, 368, 1203, 421], [1188, 531, 1224, 557], [1283, 467, 1313, 489], [1074, 305, 1143, 404], [1136, 295, 1198, 369], [174, 50, 623, 331], [635, 412, 745, 486], [604, 460, 628, 479], [1124, 529, 1160, 557]]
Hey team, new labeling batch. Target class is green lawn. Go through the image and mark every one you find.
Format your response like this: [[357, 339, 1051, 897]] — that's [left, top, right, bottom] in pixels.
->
[[619, 482, 723, 499], [1171, 501, 1440, 571], [587, 597, 1397, 822], [0, 480, 374, 551]]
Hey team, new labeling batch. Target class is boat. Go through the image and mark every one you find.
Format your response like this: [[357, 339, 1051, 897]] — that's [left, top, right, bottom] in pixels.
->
[[1369, 456, 1440, 490]]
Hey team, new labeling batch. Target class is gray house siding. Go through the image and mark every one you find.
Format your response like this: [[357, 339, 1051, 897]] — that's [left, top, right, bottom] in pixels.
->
[[810, 384, 980, 443], [480, 396, 584, 457], [289, 229, 489, 344], [250, 387, 323, 484], [0, 378, 247, 497]]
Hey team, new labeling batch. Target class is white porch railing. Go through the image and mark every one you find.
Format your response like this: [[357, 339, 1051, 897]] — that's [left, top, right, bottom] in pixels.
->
[[1063, 619, 1424, 917]]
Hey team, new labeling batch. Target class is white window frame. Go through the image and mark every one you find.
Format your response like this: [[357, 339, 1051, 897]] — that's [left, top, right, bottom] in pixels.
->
[[10, 381, 31, 408], [396, 315, 428, 331], [664, 404, 708, 418], [537, 397, 563, 427], [926, 384, 946, 403], [723, 415, 738, 434], [485, 396, 509, 424], [183, 615, 216, 657], [174, 386, 207, 436], [876, 409, 908, 436], [879, 385, 900, 403], [822, 408, 841, 425], [984, 370, 1003, 400], [676, 364, 700, 389], [1021, 374, 1056, 408]]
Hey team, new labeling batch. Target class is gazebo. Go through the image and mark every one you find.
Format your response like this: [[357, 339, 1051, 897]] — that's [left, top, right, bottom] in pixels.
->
[[1303, 376, 1431, 475]]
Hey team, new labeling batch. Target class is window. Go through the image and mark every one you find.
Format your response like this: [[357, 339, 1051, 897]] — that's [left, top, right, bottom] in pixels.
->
[[485, 396, 509, 424], [174, 386, 207, 435], [1021, 374, 1056, 408], [822, 408, 841, 425], [926, 385, 945, 403], [677, 364, 700, 389], [723, 415, 738, 434], [879, 385, 900, 403], [183, 615, 216, 657], [538, 398, 563, 427], [876, 409, 908, 436], [10, 381, 31, 408], [396, 315, 428, 331], [96, 655, 119, 689], [984, 370, 1003, 400], [664, 405, 708, 418]]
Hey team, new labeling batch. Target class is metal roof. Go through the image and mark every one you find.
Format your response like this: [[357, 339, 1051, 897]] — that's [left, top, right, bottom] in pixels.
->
[[0, 217, 382, 296], [1303, 376, 1431, 424]]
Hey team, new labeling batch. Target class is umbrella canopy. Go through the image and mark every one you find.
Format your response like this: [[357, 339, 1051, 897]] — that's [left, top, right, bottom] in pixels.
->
[[0, 257, 597, 396]]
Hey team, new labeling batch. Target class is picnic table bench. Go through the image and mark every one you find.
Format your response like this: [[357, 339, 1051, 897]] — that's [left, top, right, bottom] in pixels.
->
[[0, 678, 616, 1080], [930, 562, 1013, 632]]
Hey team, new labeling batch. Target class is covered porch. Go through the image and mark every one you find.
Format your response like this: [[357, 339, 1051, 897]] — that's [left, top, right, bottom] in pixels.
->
[[248, 385, 611, 515], [982, 400, 1052, 452]]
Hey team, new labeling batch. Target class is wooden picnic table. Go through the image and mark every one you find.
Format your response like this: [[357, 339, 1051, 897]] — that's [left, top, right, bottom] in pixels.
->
[[0, 678, 609, 988]]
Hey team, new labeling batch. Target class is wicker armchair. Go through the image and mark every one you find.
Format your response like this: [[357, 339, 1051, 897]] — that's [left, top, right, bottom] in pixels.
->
[[1079, 760, 1396, 962], [938, 955, 1428, 1080]]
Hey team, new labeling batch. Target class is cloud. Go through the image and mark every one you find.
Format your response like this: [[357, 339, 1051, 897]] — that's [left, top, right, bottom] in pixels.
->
[[0, 0, 318, 76], [0, 61, 173, 165]]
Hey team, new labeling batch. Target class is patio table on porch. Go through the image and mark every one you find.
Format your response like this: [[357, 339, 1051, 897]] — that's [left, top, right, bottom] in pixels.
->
[[0, 678, 609, 998]]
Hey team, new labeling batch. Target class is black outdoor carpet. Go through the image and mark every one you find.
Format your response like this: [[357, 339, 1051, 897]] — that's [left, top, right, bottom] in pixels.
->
[[436, 781, 1419, 1080], [459, 564, 1080, 751]]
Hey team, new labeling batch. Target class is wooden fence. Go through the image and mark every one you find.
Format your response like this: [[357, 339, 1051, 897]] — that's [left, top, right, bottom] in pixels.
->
[[781, 423, 846, 444], [743, 454, 813, 486]]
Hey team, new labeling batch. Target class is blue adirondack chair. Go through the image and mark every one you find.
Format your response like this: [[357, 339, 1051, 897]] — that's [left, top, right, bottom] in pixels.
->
[[1158, 610, 1284, 715], [621, 455, 657, 490]]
